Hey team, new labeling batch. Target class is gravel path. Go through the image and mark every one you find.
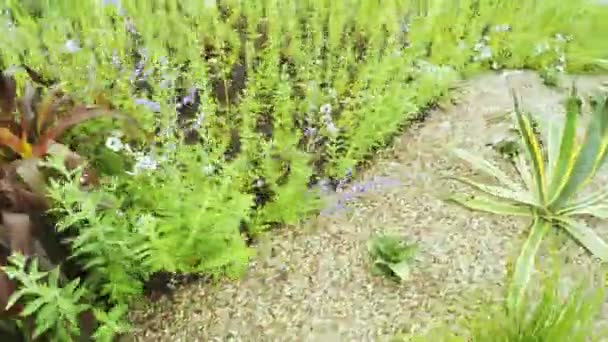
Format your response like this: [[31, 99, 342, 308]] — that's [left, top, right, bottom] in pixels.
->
[[130, 71, 608, 342]]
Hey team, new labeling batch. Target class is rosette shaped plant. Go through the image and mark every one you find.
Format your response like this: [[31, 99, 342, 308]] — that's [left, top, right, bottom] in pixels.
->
[[446, 87, 608, 315]]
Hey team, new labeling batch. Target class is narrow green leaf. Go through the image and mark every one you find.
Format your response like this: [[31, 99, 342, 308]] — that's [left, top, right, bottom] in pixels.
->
[[547, 93, 580, 204], [514, 153, 534, 194], [512, 92, 547, 204], [20, 297, 48, 317], [558, 188, 608, 216], [593, 97, 608, 170], [507, 218, 550, 316], [555, 217, 608, 261], [553, 95, 608, 207], [33, 305, 55, 338], [447, 176, 539, 207], [446, 193, 533, 217], [452, 148, 521, 190], [542, 115, 563, 179], [568, 205, 608, 219], [5, 288, 27, 310]]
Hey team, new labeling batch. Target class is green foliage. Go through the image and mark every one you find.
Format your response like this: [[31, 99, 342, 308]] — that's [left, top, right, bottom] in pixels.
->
[[1, 0, 608, 339], [399, 259, 607, 342], [446, 90, 608, 316], [367, 234, 417, 281], [2, 253, 89, 340]]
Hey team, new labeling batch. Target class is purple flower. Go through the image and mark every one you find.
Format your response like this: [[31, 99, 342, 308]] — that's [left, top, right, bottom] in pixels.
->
[[304, 126, 317, 137], [183, 87, 197, 105], [134, 98, 161, 112], [320, 176, 401, 217]]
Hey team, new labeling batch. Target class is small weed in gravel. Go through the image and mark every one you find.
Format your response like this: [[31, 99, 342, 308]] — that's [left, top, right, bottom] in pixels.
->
[[367, 234, 418, 282]]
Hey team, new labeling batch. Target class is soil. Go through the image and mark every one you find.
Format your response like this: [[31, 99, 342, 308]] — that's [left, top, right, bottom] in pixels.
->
[[128, 71, 608, 342]]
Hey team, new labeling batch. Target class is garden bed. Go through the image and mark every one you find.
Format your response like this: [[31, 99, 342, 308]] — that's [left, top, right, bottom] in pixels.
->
[[129, 71, 608, 341], [1, 1, 608, 340]]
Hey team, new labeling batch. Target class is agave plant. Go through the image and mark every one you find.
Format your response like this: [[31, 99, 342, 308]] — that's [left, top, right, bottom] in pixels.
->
[[446, 87, 608, 315]]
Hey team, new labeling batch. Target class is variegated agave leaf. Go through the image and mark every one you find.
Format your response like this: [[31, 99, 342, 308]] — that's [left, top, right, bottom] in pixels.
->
[[446, 87, 608, 318]]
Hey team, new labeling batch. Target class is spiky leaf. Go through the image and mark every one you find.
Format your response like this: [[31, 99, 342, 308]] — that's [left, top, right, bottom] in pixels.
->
[[452, 147, 521, 190], [446, 193, 533, 217], [547, 92, 580, 204], [507, 217, 550, 316], [554, 217, 608, 262], [512, 92, 547, 204], [553, 96, 608, 207]]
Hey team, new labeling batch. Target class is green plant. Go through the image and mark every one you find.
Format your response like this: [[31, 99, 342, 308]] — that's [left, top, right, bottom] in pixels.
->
[[2, 0, 608, 338], [467, 271, 607, 341], [446, 89, 608, 315], [0, 72, 136, 161], [2, 252, 130, 341], [399, 257, 607, 342], [2, 253, 89, 340], [367, 234, 417, 281]]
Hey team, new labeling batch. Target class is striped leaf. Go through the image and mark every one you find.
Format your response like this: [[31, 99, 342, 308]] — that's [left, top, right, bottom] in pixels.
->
[[447, 176, 538, 207], [512, 91, 547, 205], [452, 148, 522, 190], [554, 217, 608, 262], [558, 188, 608, 216], [547, 92, 580, 205], [446, 193, 533, 217], [590, 98, 608, 176], [543, 115, 564, 181], [566, 205, 608, 219], [553, 95, 608, 207], [514, 153, 534, 196], [507, 217, 550, 316]]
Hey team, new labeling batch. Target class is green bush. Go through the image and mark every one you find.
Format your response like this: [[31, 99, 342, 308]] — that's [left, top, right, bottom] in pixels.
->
[[1, 0, 607, 339]]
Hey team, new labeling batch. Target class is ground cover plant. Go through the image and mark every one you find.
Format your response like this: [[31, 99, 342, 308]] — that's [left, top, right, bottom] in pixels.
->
[[0, 0, 607, 339]]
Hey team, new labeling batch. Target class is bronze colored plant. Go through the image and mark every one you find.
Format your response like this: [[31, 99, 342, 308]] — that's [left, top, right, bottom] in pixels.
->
[[0, 70, 137, 339]]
